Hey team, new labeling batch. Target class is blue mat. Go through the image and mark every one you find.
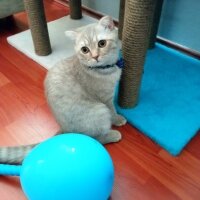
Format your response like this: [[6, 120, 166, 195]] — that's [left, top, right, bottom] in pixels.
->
[[116, 44, 200, 155]]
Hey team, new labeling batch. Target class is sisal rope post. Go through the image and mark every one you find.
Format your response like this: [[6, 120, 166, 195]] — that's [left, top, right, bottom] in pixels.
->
[[23, 0, 52, 56], [149, 0, 164, 49], [118, 0, 157, 108], [69, 0, 82, 19], [118, 0, 126, 40]]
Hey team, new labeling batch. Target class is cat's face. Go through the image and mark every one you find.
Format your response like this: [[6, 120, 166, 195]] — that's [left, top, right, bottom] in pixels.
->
[[65, 16, 120, 69]]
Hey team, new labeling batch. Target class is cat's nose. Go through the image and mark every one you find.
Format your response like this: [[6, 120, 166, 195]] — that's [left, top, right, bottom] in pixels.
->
[[92, 55, 99, 61]]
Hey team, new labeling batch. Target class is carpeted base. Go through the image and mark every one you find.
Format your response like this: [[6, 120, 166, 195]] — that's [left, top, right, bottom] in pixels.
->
[[8, 16, 200, 156], [116, 44, 200, 155], [7, 15, 97, 70]]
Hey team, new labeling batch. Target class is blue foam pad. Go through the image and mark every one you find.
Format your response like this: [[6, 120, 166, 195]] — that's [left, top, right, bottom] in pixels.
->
[[115, 44, 200, 155]]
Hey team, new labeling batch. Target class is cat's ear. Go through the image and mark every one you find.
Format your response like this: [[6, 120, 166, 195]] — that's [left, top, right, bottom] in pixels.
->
[[98, 16, 115, 31], [65, 30, 78, 40]]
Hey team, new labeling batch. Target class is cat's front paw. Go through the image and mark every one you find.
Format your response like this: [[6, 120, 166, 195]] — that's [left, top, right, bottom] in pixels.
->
[[112, 114, 127, 126]]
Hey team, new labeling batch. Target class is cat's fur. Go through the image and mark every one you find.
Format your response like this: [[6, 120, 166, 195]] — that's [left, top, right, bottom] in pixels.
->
[[0, 16, 126, 164]]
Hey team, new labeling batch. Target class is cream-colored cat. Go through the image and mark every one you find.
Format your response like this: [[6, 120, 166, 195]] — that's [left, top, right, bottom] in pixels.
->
[[45, 15, 126, 144], [0, 16, 126, 164]]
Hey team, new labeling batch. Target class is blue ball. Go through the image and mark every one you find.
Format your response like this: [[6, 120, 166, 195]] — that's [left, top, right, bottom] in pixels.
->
[[20, 134, 114, 200]]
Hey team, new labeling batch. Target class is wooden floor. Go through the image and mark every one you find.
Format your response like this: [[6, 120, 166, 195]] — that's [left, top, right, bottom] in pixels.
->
[[0, 1, 200, 199]]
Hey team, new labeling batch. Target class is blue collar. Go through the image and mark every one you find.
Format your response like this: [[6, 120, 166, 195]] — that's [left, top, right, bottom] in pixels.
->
[[116, 50, 124, 69], [88, 50, 124, 70]]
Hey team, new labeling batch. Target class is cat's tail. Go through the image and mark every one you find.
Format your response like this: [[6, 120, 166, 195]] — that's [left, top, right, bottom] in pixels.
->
[[0, 144, 36, 165]]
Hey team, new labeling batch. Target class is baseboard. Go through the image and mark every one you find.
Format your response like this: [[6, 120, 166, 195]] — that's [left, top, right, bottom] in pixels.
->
[[54, 0, 119, 26], [55, 0, 200, 60], [157, 37, 200, 60]]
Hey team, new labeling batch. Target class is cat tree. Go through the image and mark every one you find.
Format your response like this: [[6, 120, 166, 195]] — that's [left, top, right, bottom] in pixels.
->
[[23, 0, 163, 108]]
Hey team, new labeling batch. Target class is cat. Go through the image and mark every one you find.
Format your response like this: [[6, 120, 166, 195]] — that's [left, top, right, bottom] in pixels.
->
[[0, 16, 126, 165]]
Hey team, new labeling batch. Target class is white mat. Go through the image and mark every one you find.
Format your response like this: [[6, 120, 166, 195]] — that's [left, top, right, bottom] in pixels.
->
[[7, 15, 98, 70]]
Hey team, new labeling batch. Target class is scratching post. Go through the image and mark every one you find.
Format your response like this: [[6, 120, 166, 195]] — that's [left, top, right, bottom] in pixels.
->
[[69, 0, 82, 19], [23, 0, 52, 56], [149, 0, 164, 49], [118, 0, 157, 108], [118, 0, 126, 40]]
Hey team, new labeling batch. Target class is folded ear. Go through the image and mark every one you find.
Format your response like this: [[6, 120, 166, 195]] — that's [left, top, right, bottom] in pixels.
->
[[98, 16, 114, 30], [65, 30, 78, 40]]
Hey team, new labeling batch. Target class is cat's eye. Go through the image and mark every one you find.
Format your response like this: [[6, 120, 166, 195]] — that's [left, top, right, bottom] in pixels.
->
[[98, 40, 107, 48], [81, 46, 90, 54]]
